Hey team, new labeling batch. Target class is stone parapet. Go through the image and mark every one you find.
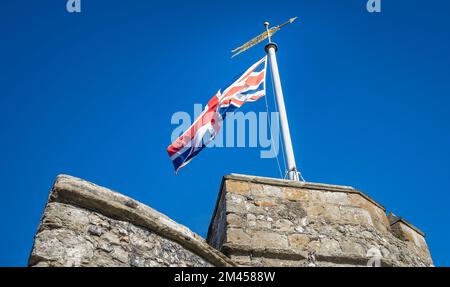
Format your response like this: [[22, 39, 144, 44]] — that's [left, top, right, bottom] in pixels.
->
[[29, 175, 235, 267], [207, 174, 433, 267], [29, 173, 433, 267]]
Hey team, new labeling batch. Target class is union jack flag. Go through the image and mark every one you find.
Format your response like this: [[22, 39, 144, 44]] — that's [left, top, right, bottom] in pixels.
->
[[167, 56, 268, 173]]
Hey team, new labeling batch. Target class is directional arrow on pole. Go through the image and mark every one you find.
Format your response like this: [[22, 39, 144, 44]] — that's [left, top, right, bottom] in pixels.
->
[[231, 17, 298, 58]]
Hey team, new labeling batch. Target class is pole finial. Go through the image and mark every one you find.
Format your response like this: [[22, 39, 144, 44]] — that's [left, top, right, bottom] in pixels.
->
[[264, 21, 272, 43]]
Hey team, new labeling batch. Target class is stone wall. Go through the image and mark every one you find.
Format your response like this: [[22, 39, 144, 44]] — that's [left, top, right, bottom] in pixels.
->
[[28, 175, 235, 267], [29, 173, 433, 267], [207, 174, 433, 267]]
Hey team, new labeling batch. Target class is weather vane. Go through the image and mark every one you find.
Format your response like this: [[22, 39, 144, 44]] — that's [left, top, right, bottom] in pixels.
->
[[231, 17, 298, 58]]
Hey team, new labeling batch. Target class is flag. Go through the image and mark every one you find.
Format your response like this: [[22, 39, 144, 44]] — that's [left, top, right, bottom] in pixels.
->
[[167, 56, 268, 173]]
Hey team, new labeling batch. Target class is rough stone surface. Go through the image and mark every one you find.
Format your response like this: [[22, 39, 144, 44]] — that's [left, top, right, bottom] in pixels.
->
[[207, 174, 433, 267], [29, 173, 433, 267], [28, 175, 235, 267]]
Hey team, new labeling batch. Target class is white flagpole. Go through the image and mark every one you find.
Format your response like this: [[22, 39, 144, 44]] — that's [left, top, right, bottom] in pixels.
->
[[264, 23, 300, 181]]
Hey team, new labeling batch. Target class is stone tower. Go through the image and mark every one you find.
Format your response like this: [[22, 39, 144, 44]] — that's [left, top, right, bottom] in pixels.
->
[[28, 174, 433, 267]]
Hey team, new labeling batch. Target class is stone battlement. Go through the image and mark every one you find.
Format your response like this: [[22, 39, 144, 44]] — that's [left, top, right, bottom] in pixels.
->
[[29, 174, 433, 267]]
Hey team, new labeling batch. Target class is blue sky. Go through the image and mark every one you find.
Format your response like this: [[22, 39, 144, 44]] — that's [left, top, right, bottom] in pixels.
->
[[1, 0, 449, 266]]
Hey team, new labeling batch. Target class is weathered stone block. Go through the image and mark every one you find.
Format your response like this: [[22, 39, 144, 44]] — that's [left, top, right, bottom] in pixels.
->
[[272, 218, 294, 233], [229, 255, 251, 266], [282, 187, 310, 201], [323, 204, 342, 221], [312, 191, 351, 205], [340, 206, 373, 227], [253, 199, 277, 207], [305, 203, 325, 218], [288, 234, 310, 250], [251, 231, 289, 249], [260, 184, 282, 197], [317, 238, 342, 257], [227, 228, 251, 245], [226, 213, 244, 227], [225, 180, 250, 196], [340, 240, 366, 257]]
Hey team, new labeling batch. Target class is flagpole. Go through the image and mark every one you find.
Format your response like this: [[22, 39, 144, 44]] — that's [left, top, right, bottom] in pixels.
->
[[264, 23, 300, 181]]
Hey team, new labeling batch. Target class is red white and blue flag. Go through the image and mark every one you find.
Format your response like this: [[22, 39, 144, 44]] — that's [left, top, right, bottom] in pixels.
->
[[167, 56, 268, 173]]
